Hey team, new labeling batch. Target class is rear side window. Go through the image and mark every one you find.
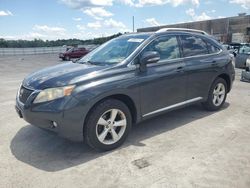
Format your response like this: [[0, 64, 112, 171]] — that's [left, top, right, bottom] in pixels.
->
[[180, 35, 209, 57], [142, 36, 180, 62]]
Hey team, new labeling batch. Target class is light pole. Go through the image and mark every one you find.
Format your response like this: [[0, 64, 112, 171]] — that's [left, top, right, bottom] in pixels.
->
[[133, 16, 135, 32]]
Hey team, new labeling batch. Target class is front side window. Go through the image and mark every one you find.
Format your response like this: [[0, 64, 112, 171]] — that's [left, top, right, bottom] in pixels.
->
[[181, 35, 209, 57], [142, 36, 180, 62]]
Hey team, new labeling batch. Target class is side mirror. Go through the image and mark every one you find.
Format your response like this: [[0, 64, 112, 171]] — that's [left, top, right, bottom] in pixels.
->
[[139, 51, 160, 71]]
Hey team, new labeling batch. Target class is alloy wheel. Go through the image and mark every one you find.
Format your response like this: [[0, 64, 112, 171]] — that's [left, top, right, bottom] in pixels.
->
[[212, 83, 226, 106], [96, 109, 127, 145]]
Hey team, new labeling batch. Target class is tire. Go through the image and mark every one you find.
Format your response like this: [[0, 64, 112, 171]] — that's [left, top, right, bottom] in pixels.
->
[[202, 78, 227, 111], [65, 56, 70, 61], [84, 99, 132, 151]]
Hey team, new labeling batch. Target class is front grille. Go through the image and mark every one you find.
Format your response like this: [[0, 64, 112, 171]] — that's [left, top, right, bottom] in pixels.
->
[[19, 85, 34, 103]]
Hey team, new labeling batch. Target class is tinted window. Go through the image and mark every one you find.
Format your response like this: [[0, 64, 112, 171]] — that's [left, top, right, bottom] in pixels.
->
[[181, 35, 209, 57], [142, 36, 180, 62]]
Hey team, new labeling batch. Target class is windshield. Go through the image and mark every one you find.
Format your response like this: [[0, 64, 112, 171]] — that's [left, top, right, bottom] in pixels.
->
[[78, 34, 150, 65], [66, 47, 74, 52], [239, 44, 250, 54]]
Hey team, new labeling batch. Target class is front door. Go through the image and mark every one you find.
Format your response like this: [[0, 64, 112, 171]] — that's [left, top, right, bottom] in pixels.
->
[[138, 35, 187, 117]]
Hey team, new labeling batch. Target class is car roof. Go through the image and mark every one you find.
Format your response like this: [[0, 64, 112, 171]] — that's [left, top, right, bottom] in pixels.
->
[[123, 29, 210, 39], [120, 32, 153, 39]]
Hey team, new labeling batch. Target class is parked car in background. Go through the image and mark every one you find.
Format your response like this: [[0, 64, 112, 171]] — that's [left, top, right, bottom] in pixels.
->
[[235, 44, 250, 68], [16, 28, 235, 151], [59, 47, 90, 61], [241, 58, 250, 82], [222, 44, 237, 57]]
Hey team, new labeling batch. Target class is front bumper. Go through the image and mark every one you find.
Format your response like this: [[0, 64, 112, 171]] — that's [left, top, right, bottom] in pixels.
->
[[15, 91, 86, 142], [59, 53, 65, 58]]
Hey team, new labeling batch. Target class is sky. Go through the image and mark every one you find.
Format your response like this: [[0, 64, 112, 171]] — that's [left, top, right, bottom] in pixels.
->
[[0, 0, 249, 40]]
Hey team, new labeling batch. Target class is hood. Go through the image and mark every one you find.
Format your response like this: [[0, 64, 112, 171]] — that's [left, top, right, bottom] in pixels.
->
[[23, 62, 110, 90]]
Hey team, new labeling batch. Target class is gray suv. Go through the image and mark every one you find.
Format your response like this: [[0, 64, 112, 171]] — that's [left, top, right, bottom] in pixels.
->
[[15, 28, 235, 151]]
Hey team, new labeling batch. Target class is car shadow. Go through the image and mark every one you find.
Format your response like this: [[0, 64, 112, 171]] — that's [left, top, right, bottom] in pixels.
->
[[10, 103, 230, 172]]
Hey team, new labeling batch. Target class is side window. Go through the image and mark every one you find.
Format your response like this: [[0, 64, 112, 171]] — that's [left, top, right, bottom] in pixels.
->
[[142, 36, 180, 62], [180, 35, 209, 57], [207, 42, 221, 54]]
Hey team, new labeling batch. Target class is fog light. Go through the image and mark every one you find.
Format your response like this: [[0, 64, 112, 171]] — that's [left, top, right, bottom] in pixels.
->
[[52, 121, 58, 128]]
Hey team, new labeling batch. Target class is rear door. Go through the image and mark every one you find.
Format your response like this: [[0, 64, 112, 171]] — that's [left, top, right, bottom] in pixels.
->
[[138, 35, 188, 117], [179, 34, 223, 100]]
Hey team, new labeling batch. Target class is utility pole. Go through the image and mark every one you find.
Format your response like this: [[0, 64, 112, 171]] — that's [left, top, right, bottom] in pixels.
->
[[132, 16, 135, 32]]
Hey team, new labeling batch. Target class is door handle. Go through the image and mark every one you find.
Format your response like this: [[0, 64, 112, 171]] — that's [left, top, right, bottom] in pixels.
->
[[211, 60, 218, 66], [176, 66, 184, 72]]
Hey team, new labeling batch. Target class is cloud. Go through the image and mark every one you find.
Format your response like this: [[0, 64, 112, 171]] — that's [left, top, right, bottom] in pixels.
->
[[73, 17, 82, 21], [76, 24, 86, 31], [33, 25, 66, 33], [60, 0, 113, 9], [83, 7, 113, 20], [60, 0, 200, 8], [32, 25, 67, 39], [186, 8, 212, 21], [186, 8, 195, 17], [145, 18, 161, 26], [119, 0, 135, 6], [87, 21, 102, 29], [123, 0, 200, 7], [87, 18, 127, 30], [0, 20, 127, 40], [229, 0, 250, 9], [0, 10, 13, 16], [104, 18, 126, 29]]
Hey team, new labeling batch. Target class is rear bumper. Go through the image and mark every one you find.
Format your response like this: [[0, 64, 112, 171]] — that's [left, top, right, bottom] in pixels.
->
[[241, 70, 250, 82], [15, 94, 86, 142]]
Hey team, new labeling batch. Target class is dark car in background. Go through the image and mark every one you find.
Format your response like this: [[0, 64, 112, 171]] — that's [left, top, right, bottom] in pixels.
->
[[59, 47, 90, 61], [235, 44, 250, 68], [16, 28, 235, 151]]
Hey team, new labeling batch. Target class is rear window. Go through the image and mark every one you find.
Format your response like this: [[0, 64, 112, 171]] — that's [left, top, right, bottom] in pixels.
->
[[239, 45, 250, 54], [180, 35, 209, 57], [207, 42, 221, 54]]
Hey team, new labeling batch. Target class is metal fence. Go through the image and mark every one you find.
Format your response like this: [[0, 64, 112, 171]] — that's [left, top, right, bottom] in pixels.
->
[[0, 45, 98, 56]]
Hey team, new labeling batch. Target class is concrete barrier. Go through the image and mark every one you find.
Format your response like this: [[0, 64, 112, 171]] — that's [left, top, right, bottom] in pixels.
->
[[0, 45, 98, 56]]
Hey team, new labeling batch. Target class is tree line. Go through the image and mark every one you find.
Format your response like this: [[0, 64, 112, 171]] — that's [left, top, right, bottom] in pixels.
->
[[0, 33, 122, 48]]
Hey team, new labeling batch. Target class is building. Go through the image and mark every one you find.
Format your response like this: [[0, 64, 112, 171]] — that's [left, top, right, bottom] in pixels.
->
[[137, 14, 250, 44]]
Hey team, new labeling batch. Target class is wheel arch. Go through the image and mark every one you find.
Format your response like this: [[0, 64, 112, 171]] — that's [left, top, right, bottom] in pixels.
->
[[217, 73, 231, 93], [83, 94, 138, 129]]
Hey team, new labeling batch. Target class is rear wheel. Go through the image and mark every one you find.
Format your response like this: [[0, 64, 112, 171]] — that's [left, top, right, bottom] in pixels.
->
[[84, 99, 132, 151], [202, 78, 227, 111]]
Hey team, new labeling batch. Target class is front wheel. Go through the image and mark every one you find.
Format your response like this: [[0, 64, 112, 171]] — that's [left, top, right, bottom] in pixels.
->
[[202, 78, 227, 111], [65, 56, 70, 61], [84, 99, 132, 151]]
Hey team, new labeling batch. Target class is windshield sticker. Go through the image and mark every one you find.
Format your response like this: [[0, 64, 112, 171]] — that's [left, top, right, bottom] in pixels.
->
[[128, 38, 144, 43]]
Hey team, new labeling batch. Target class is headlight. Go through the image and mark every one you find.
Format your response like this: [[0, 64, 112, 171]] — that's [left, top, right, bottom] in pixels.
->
[[33, 85, 75, 104], [246, 58, 250, 67]]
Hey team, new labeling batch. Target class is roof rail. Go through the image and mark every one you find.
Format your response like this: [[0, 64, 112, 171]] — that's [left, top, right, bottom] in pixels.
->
[[156, 28, 209, 35]]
